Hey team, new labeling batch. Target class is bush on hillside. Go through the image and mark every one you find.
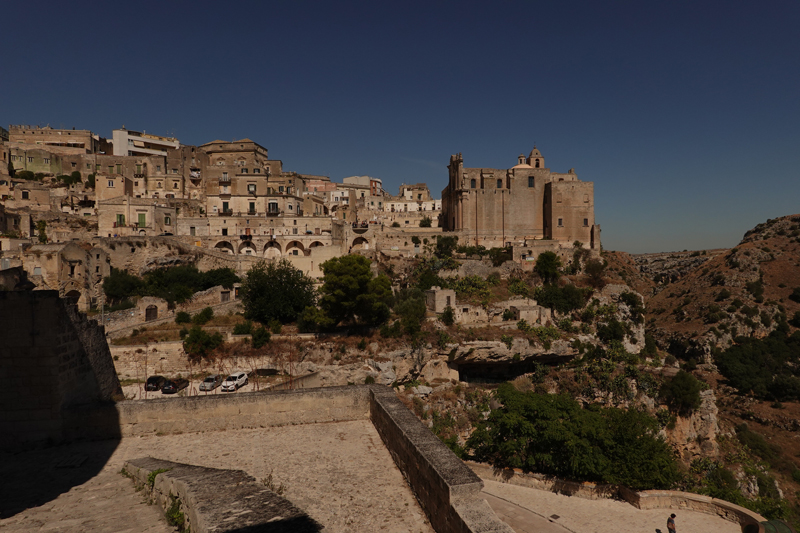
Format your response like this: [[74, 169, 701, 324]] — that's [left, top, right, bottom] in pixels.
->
[[660, 370, 702, 415]]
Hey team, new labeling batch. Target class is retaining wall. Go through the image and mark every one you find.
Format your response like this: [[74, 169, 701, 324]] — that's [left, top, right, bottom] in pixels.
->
[[467, 461, 766, 533]]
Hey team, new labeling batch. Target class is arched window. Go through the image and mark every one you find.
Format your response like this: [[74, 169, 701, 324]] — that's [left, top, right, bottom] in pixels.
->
[[535, 159, 540, 168], [496, 179, 502, 188], [470, 179, 476, 189]]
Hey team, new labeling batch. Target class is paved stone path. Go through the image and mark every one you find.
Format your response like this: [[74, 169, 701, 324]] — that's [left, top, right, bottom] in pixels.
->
[[483, 492, 571, 533], [481, 480, 741, 533], [1, 420, 433, 533]]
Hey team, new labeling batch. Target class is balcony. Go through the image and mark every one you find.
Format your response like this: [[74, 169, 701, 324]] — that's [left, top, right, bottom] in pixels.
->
[[218, 210, 233, 217], [219, 176, 231, 183]]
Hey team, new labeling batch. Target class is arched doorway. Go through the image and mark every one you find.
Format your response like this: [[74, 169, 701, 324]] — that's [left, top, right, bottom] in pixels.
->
[[239, 242, 256, 256], [145, 305, 158, 321], [352, 237, 369, 250], [64, 290, 81, 306]]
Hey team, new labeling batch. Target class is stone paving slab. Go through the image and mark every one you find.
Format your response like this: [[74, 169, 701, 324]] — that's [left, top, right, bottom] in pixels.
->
[[482, 480, 742, 533], [1, 420, 433, 533]]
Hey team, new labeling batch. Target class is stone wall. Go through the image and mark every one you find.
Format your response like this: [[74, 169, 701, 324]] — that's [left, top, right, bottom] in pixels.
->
[[370, 387, 514, 533], [0, 291, 121, 450]]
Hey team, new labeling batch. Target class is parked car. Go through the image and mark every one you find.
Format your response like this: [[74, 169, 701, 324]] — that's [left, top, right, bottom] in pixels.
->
[[161, 378, 189, 394], [221, 372, 248, 392], [199, 374, 223, 391], [145, 375, 167, 391]]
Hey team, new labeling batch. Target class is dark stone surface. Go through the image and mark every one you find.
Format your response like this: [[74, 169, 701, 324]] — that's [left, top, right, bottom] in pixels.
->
[[126, 457, 322, 533]]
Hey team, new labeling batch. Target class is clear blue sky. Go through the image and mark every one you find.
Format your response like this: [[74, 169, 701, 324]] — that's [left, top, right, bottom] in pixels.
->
[[3, 1, 799, 253]]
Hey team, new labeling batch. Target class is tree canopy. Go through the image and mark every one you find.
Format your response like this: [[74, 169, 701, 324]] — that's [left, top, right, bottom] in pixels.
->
[[316, 254, 392, 327], [534, 251, 561, 284], [241, 259, 316, 324], [103, 265, 239, 305], [466, 384, 681, 490]]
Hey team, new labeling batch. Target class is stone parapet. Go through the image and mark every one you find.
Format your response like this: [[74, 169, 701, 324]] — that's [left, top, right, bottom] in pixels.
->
[[370, 387, 513, 533], [123, 457, 321, 532]]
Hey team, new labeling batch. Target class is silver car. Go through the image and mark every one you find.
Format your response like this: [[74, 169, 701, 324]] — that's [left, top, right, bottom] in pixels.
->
[[221, 372, 248, 392], [199, 374, 223, 391]]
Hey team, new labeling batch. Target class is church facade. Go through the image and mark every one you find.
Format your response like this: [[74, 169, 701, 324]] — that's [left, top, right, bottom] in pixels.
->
[[441, 147, 600, 251]]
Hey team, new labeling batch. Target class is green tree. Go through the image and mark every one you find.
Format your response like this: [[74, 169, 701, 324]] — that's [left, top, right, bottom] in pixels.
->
[[466, 385, 680, 490], [103, 268, 144, 303], [241, 259, 316, 324], [534, 251, 561, 284], [35, 220, 47, 244], [394, 288, 427, 336], [7, 161, 14, 178], [251, 326, 271, 348], [434, 235, 459, 258], [660, 370, 702, 415], [419, 216, 432, 228], [175, 311, 191, 324], [318, 255, 392, 326], [70, 170, 82, 184], [86, 173, 96, 188], [441, 305, 455, 326], [192, 307, 214, 325], [584, 258, 607, 288], [183, 326, 223, 359]]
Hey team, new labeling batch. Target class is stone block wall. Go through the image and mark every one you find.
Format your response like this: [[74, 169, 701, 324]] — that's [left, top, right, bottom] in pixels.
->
[[0, 291, 121, 450]]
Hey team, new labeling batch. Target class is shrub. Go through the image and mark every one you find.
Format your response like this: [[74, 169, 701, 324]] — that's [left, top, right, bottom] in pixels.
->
[[183, 326, 223, 358], [715, 289, 731, 301], [269, 319, 282, 334], [419, 216, 432, 228], [488, 247, 512, 267], [502, 309, 515, 321], [660, 371, 702, 415], [364, 375, 376, 384], [192, 307, 214, 325], [534, 251, 561, 284], [441, 306, 455, 326], [507, 277, 529, 297], [357, 338, 367, 350], [534, 284, 591, 314], [391, 222, 400, 227], [500, 335, 513, 349], [233, 321, 253, 335], [175, 311, 191, 324], [790, 287, 800, 303], [251, 326, 271, 349]]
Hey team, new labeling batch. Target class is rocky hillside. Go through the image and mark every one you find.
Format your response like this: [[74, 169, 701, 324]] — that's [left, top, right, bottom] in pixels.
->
[[643, 214, 800, 361]]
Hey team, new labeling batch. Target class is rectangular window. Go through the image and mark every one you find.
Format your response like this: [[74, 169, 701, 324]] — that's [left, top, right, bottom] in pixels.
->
[[34, 267, 42, 276], [43, 158, 50, 164], [279, 186, 284, 192], [165, 216, 171, 225], [22, 191, 29, 200], [470, 179, 476, 188], [71, 162, 76, 168], [222, 228, 228, 236], [172, 169, 178, 174], [496, 179, 502, 188], [528, 177, 534, 187], [107, 180, 114, 187], [87, 163, 91, 169], [138, 213, 146, 228], [241, 168, 248, 173], [27, 157, 33, 163], [247, 184, 256, 193], [173, 183, 178, 189], [116, 214, 125, 226], [584, 218, 589, 226], [222, 201, 229, 212], [190, 226, 195, 236], [108, 166, 113, 174], [156, 165, 161, 172], [136, 164, 142, 174], [557, 218, 563, 227], [96, 164, 100, 171], [249, 202, 255, 213], [116, 164, 122, 174], [253, 168, 260, 173]]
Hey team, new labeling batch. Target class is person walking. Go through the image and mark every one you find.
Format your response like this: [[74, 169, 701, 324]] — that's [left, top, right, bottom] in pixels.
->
[[667, 513, 677, 533]]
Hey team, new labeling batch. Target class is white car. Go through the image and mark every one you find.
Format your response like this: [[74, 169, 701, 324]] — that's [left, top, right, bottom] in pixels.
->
[[221, 372, 248, 392]]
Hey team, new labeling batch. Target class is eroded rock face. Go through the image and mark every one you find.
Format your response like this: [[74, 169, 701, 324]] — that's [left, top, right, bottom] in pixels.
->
[[666, 389, 720, 461]]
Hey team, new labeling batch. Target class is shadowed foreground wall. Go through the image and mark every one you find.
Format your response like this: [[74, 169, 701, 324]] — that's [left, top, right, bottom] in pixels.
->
[[0, 291, 121, 450]]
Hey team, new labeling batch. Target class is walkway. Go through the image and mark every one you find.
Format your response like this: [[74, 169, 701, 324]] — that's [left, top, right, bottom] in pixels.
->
[[481, 480, 741, 533]]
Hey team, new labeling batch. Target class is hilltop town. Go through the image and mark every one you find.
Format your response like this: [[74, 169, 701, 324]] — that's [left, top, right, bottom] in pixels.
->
[[3, 123, 800, 532]]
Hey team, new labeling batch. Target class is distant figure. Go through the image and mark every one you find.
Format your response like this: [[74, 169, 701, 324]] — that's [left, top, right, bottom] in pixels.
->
[[667, 513, 676, 533]]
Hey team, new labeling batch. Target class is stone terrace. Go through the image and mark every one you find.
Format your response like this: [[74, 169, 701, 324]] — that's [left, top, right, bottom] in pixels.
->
[[1, 420, 433, 533]]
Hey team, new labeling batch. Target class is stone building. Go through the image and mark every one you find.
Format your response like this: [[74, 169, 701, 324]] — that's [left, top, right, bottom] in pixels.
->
[[8, 125, 109, 153], [441, 147, 600, 251], [97, 196, 177, 237], [16, 241, 111, 310]]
